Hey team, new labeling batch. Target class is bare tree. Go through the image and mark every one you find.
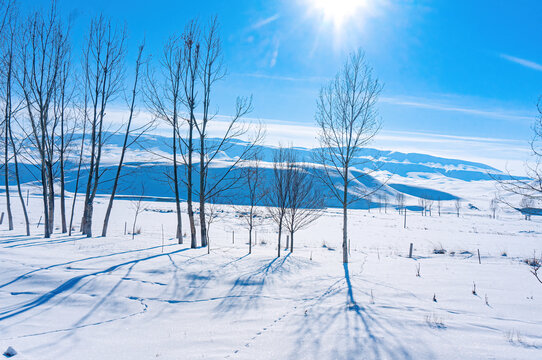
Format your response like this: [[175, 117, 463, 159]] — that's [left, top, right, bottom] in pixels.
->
[[520, 196, 534, 220], [313, 50, 382, 263], [80, 15, 125, 237], [239, 154, 266, 254], [1, 0, 16, 231], [145, 34, 184, 244], [1, 3, 28, 234], [283, 153, 324, 253], [426, 198, 434, 216], [130, 187, 146, 240], [18, 4, 69, 238], [102, 42, 150, 236], [454, 198, 461, 217], [496, 100, 542, 213], [268, 146, 291, 258], [204, 197, 220, 254], [179, 20, 200, 248], [194, 17, 261, 248], [437, 198, 442, 216], [489, 196, 498, 219], [396, 192, 405, 214]]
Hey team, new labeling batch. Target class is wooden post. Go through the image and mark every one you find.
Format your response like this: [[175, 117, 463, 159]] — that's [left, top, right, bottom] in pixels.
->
[[0, 212, 4, 225], [161, 224, 164, 253], [124, 222, 127, 235], [409, 243, 413, 258], [477, 249, 481, 264]]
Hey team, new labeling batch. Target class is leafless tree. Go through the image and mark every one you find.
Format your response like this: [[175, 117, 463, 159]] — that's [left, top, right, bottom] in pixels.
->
[[205, 198, 220, 254], [102, 42, 150, 236], [426, 198, 433, 216], [1, 2, 28, 234], [145, 33, 184, 244], [194, 17, 262, 248], [130, 186, 146, 240], [18, 4, 69, 238], [52, 29, 76, 234], [179, 20, 200, 248], [496, 100, 542, 214], [489, 196, 498, 219], [283, 153, 324, 253], [0, 0, 16, 231], [437, 198, 442, 216], [268, 146, 291, 258], [239, 154, 266, 254], [396, 193, 405, 214], [454, 198, 461, 217], [520, 196, 535, 220], [80, 15, 125, 237], [313, 50, 382, 263]]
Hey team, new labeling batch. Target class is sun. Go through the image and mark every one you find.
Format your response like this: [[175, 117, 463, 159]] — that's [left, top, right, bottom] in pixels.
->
[[310, 0, 368, 28]]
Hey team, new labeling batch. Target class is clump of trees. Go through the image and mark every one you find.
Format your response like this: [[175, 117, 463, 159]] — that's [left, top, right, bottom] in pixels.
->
[[0, 1, 261, 245]]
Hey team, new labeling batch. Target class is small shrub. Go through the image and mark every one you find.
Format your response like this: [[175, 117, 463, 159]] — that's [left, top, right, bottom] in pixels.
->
[[426, 313, 445, 329], [433, 248, 446, 255]]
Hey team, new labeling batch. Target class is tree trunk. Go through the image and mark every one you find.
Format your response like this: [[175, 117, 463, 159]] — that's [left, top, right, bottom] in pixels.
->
[[172, 122, 183, 243], [60, 112, 67, 233], [342, 177, 348, 264], [69, 120, 86, 236], [290, 230, 294, 253], [187, 120, 197, 247], [40, 161, 50, 238], [4, 115, 13, 231], [199, 136, 207, 248], [277, 216, 282, 258], [8, 118, 29, 235], [248, 226, 252, 254]]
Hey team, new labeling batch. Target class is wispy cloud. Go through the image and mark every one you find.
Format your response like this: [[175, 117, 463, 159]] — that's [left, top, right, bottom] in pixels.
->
[[269, 36, 280, 68], [381, 96, 533, 122], [250, 14, 280, 30], [500, 54, 542, 72], [234, 73, 329, 83]]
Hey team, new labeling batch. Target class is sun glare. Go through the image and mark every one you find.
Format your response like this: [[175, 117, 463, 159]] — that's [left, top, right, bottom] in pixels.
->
[[311, 0, 368, 28]]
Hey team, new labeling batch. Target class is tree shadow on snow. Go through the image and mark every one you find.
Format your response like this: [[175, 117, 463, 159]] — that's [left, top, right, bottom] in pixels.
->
[[289, 263, 433, 360], [214, 253, 293, 315]]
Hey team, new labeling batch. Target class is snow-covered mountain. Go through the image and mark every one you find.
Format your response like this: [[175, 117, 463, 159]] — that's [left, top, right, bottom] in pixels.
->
[[4, 132, 525, 210]]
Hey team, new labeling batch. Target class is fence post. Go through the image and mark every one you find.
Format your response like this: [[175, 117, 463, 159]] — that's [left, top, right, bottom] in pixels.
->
[[409, 243, 413, 258], [477, 249, 481, 264]]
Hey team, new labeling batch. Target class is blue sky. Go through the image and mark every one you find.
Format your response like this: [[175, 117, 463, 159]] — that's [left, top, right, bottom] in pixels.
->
[[25, 0, 542, 168]]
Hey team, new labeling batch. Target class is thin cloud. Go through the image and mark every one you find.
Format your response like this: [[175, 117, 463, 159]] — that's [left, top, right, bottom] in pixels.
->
[[250, 14, 280, 30], [381, 96, 533, 122], [234, 73, 328, 83], [500, 54, 542, 72]]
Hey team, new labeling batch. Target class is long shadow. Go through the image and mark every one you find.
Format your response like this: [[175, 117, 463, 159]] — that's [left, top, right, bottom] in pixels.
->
[[0, 248, 190, 321], [288, 264, 430, 359], [214, 253, 292, 315], [0, 243, 178, 289]]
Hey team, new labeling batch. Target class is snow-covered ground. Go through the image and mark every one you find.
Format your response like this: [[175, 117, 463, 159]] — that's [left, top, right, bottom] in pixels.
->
[[0, 191, 541, 359]]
